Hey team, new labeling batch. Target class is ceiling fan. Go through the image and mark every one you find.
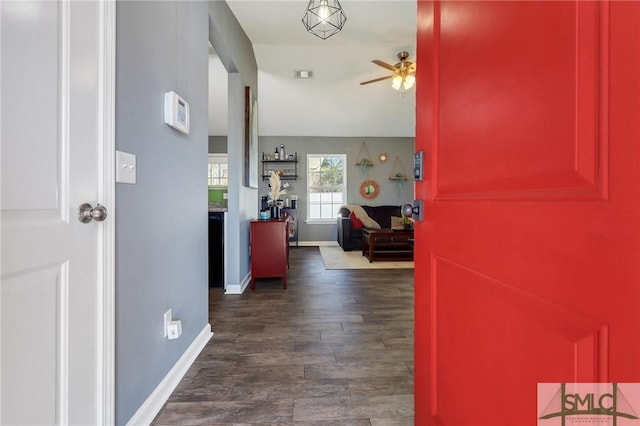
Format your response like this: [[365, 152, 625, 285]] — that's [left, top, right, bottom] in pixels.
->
[[360, 51, 416, 92]]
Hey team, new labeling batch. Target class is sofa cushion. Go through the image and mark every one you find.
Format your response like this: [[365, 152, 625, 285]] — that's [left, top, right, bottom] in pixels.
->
[[342, 204, 381, 229], [349, 212, 364, 229], [391, 216, 414, 230], [337, 204, 402, 251], [391, 216, 404, 230], [362, 205, 402, 229]]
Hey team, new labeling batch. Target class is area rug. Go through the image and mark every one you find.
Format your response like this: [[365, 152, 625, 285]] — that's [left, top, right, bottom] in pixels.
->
[[319, 246, 414, 270]]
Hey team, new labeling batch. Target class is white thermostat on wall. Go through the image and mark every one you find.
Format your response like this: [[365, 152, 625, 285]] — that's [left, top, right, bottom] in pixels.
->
[[164, 91, 190, 134]]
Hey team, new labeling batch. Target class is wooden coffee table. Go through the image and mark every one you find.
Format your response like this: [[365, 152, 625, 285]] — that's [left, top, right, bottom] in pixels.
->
[[361, 228, 414, 263]]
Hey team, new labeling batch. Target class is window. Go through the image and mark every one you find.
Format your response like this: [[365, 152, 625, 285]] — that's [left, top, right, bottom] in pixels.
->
[[208, 154, 228, 187], [307, 154, 346, 221]]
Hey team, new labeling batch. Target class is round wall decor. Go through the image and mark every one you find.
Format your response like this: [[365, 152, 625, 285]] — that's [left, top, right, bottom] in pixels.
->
[[360, 180, 380, 199]]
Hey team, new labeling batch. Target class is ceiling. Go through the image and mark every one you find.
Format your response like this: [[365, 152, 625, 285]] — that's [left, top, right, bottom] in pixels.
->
[[208, 0, 417, 138]]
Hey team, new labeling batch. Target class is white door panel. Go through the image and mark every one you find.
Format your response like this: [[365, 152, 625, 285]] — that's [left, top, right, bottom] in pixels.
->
[[1, 1, 111, 424], [2, 265, 65, 425]]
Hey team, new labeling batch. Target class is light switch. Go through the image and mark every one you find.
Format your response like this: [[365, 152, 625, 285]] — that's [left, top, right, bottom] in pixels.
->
[[116, 150, 136, 184]]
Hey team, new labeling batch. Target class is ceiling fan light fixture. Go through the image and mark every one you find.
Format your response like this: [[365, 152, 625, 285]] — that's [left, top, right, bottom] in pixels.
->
[[361, 51, 416, 93], [302, 0, 347, 40], [391, 74, 403, 91], [404, 74, 416, 90], [392, 72, 415, 92]]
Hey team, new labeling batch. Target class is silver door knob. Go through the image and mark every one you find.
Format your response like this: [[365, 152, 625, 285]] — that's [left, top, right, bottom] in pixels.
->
[[401, 200, 423, 221], [77, 203, 108, 223]]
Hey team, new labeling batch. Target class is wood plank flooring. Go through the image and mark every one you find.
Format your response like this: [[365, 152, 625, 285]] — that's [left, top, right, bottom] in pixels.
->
[[152, 246, 414, 425]]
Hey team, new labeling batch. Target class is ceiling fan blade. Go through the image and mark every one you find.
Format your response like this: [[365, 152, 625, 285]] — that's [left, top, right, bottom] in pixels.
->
[[360, 75, 394, 85], [371, 60, 397, 72]]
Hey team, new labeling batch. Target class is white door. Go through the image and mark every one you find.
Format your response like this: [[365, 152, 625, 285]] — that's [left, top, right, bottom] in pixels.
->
[[1, 1, 114, 424]]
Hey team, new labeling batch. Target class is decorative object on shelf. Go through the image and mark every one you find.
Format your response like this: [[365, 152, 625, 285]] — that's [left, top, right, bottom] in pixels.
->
[[270, 204, 281, 219], [358, 158, 371, 176], [263, 150, 298, 161], [259, 210, 271, 220], [389, 155, 410, 195], [360, 51, 416, 95], [359, 179, 380, 200], [355, 141, 374, 176], [282, 209, 299, 246], [268, 170, 288, 218], [302, 0, 347, 40], [378, 153, 389, 163], [244, 87, 258, 188]]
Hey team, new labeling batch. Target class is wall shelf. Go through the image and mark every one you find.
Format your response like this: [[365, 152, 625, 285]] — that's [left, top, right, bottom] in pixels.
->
[[262, 154, 298, 181], [354, 142, 374, 168], [389, 156, 411, 181], [261, 175, 298, 180]]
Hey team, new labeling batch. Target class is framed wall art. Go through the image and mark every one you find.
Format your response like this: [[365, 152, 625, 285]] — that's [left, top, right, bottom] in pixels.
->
[[244, 86, 259, 188]]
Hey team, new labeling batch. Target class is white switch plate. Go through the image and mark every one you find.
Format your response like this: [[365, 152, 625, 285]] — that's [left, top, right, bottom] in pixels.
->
[[116, 150, 136, 184]]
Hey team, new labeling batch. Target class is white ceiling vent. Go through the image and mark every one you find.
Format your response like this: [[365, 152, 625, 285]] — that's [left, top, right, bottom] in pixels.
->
[[295, 70, 314, 79]]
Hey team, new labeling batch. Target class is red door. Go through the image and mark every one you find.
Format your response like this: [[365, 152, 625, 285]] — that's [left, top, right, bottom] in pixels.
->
[[414, 1, 640, 424]]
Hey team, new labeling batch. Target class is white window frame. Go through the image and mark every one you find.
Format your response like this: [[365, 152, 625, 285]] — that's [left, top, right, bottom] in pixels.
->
[[208, 154, 228, 187], [306, 154, 347, 224]]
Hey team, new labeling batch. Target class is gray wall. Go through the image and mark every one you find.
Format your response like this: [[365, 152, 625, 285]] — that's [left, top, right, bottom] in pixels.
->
[[115, 1, 258, 423], [259, 137, 415, 242], [115, 2, 209, 424], [208, 136, 227, 153], [207, 1, 258, 291]]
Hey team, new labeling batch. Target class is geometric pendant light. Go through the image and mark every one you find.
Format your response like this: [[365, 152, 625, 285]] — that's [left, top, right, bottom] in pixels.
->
[[302, 0, 347, 40]]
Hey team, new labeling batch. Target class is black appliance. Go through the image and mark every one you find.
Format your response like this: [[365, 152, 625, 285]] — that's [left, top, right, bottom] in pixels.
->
[[208, 212, 224, 287]]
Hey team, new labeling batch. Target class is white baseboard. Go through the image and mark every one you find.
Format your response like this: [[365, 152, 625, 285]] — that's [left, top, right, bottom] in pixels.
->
[[126, 324, 213, 426], [298, 241, 339, 247], [224, 272, 251, 295]]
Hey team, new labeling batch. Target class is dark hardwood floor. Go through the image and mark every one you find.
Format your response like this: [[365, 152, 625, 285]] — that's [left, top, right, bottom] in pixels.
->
[[152, 246, 414, 425]]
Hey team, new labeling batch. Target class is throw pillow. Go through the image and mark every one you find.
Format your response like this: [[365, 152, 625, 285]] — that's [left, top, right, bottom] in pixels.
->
[[391, 216, 414, 230], [349, 212, 364, 229], [391, 216, 404, 230]]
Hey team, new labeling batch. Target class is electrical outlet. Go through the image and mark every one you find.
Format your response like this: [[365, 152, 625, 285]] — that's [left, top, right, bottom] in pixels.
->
[[167, 320, 182, 340], [164, 309, 172, 337]]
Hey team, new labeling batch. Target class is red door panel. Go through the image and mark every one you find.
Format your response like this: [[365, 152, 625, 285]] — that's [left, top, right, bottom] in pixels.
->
[[414, 1, 640, 424], [438, 0, 603, 199]]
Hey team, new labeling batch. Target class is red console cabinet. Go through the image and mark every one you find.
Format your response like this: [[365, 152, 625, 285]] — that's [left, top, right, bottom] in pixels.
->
[[250, 220, 288, 290]]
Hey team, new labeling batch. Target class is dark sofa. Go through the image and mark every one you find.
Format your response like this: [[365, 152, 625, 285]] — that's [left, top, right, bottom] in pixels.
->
[[337, 205, 402, 251]]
